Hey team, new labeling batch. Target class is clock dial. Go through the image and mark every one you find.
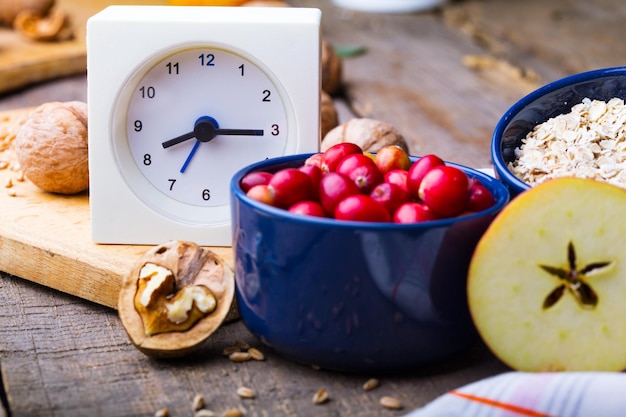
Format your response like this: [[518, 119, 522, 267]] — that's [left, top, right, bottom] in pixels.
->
[[122, 46, 288, 208]]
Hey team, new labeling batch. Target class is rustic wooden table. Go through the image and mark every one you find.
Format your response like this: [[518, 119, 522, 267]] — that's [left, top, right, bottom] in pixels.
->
[[1, 0, 625, 416]]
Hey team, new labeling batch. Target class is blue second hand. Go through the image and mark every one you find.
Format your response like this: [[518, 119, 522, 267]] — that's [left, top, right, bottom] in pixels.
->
[[180, 140, 201, 173]]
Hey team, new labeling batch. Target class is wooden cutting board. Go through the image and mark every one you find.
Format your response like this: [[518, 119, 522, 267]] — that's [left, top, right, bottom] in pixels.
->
[[0, 0, 168, 94], [0, 107, 234, 309]]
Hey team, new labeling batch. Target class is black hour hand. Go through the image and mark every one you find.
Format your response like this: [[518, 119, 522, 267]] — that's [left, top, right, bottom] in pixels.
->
[[162, 117, 264, 149]]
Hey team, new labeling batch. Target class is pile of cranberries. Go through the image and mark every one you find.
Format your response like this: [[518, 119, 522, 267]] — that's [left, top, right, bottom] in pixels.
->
[[240, 143, 496, 223]]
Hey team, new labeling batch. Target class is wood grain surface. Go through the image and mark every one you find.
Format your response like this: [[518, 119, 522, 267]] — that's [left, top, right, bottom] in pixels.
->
[[0, 273, 508, 417], [0, 0, 168, 94]]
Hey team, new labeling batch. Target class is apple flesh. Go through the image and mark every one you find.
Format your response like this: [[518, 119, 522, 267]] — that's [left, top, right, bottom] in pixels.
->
[[468, 177, 626, 372]]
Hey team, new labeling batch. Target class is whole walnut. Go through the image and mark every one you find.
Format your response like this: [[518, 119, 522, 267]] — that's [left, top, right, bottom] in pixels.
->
[[321, 118, 409, 153], [321, 90, 339, 139], [14, 101, 89, 195], [322, 39, 343, 96]]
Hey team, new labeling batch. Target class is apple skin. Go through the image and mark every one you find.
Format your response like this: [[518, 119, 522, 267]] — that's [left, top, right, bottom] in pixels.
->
[[468, 177, 626, 372]]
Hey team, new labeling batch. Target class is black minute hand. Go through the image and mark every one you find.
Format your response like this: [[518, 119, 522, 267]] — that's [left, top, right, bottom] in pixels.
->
[[162, 118, 264, 149]]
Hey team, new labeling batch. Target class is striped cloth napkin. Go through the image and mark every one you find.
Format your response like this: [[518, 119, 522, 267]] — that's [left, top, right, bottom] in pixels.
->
[[403, 372, 626, 417]]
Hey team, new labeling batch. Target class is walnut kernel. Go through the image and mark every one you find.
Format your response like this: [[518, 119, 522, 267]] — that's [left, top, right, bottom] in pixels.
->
[[118, 241, 235, 357]]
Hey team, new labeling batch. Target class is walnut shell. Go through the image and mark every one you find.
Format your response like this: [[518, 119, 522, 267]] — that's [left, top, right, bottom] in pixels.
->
[[13, 7, 74, 42], [322, 39, 343, 96], [14, 101, 88, 195], [118, 241, 236, 358], [0, 0, 54, 26], [321, 118, 409, 153], [321, 90, 339, 140]]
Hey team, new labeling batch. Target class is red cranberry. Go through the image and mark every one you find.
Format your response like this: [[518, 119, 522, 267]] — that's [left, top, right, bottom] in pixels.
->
[[318, 172, 360, 215], [467, 179, 496, 212], [288, 201, 327, 217], [321, 142, 363, 173], [374, 145, 411, 175], [407, 154, 445, 199], [418, 165, 470, 218], [370, 182, 411, 215], [393, 202, 436, 223], [268, 168, 314, 208], [240, 171, 273, 193], [334, 195, 391, 222]]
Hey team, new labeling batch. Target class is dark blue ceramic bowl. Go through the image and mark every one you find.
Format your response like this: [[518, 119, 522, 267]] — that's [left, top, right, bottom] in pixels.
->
[[492, 66, 626, 196], [230, 154, 510, 373]]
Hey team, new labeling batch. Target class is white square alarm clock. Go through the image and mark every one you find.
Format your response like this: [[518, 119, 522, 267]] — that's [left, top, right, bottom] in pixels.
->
[[87, 5, 321, 246]]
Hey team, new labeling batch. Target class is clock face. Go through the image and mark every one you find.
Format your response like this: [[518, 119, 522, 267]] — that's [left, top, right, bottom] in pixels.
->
[[118, 45, 288, 211]]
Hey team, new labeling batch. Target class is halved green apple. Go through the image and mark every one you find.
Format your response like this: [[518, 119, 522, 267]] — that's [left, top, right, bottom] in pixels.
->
[[468, 177, 626, 371]]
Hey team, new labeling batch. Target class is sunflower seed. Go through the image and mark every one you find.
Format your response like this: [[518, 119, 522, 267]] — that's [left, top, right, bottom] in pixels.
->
[[363, 378, 380, 391], [195, 410, 216, 417], [223, 408, 245, 417], [312, 388, 329, 405], [154, 408, 169, 417], [192, 394, 205, 411], [380, 396, 402, 410], [229, 351, 251, 362], [236, 386, 255, 399], [247, 347, 265, 361]]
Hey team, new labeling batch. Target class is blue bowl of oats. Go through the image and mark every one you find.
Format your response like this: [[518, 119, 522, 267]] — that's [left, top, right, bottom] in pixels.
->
[[492, 67, 626, 196]]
